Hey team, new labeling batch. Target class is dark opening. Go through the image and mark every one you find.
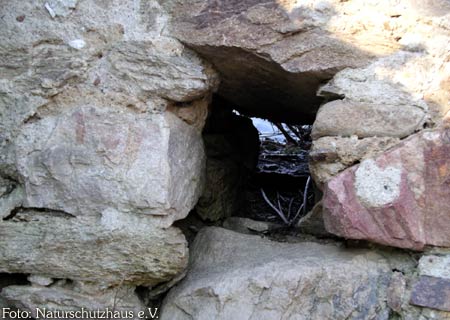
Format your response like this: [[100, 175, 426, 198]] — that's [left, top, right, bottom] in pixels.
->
[[191, 95, 317, 227], [245, 118, 314, 226]]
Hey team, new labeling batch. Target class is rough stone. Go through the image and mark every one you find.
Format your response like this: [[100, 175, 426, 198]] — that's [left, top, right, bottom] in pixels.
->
[[196, 155, 242, 221], [323, 127, 450, 250], [309, 136, 400, 188], [0, 210, 188, 287], [27, 275, 53, 287], [318, 49, 448, 125], [312, 100, 426, 139], [419, 255, 450, 280], [0, 185, 23, 219], [15, 105, 205, 226], [45, 0, 78, 18], [0, 296, 13, 320], [387, 272, 407, 313], [0, 0, 216, 313], [0, 0, 217, 184], [161, 227, 411, 320], [410, 276, 450, 312], [1, 284, 144, 319], [296, 201, 331, 237], [309, 4, 450, 186], [107, 40, 218, 102]]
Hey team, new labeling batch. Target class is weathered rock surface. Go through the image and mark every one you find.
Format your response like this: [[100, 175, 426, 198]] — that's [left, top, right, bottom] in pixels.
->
[[0, 2, 218, 310], [2, 283, 144, 319], [309, 136, 400, 188], [319, 50, 448, 124], [0, 0, 217, 193], [323, 127, 450, 250], [385, 271, 450, 320], [0, 185, 23, 219], [0, 210, 188, 287], [161, 227, 412, 320], [407, 255, 450, 313], [15, 105, 205, 225], [419, 255, 450, 280], [309, 1, 449, 183], [312, 100, 426, 139], [410, 276, 450, 312]]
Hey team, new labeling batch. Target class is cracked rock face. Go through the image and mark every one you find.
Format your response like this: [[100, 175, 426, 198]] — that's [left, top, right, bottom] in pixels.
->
[[323, 127, 450, 250], [160, 227, 412, 320]]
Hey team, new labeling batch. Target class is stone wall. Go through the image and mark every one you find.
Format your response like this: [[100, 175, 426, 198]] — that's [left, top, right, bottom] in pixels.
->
[[0, 0, 217, 313], [1, 0, 449, 319]]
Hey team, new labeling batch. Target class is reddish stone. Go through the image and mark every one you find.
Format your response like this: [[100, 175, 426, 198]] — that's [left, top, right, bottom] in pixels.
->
[[323, 127, 450, 250]]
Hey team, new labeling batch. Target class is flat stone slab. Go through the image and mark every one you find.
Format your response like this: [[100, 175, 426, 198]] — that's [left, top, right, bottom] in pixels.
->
[[410, 276, 450, 312]]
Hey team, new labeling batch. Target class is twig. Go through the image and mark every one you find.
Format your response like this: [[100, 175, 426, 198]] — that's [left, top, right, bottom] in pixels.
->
[[287, 124, 302, 141], [292, 203, 304, 223], [274, 123, 298, 145], [261, 189, 289, 225], [303, 176, 311, 216], [287, 197, 294, 220], [277, 192, 283, 213]]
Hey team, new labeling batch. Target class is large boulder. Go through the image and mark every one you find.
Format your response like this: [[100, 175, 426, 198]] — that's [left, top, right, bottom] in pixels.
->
[[161, 227, 413, 320], [323, 127, 450, 250]]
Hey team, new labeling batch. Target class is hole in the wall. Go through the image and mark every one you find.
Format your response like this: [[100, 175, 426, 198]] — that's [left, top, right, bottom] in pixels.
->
[[188, 94, 318, 228], [242, 117, 315, 226]]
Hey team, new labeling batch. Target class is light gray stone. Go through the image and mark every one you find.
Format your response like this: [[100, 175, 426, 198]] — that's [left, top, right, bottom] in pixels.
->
[[0, 210, 188, 287], [161, 227, 412, 320], [0, 186, 23, 219], [108, 40, 218, 103], [419, 255, 450, 280], [354, 159, 402, 207], [312, 100, 427, 139], [15, 105, 205, 226], [0, 0, 217, 184], [27, 275, 53, 287], [45, 0, 78, 18]]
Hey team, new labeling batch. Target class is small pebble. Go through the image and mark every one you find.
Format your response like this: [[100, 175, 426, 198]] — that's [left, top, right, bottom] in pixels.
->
[[68, 39, 86, 49]]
